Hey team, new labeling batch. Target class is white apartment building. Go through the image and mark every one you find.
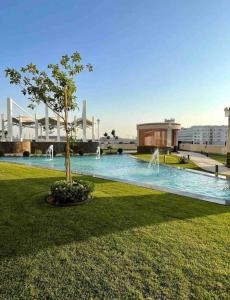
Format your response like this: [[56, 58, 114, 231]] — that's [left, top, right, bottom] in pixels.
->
[[178, 125, 227, 145]]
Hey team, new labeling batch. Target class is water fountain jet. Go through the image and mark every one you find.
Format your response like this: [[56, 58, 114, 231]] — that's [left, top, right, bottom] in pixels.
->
[[96, 145, 101, 159], [148, 148, 159, 174], [47, 145, 54, 160]]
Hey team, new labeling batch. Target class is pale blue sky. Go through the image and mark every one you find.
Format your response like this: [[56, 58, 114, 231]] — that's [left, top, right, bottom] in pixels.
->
[[0, 0, 230, 137]]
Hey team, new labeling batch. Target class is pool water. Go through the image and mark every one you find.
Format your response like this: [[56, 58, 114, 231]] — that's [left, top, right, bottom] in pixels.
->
[[1, 155, 230, 204]]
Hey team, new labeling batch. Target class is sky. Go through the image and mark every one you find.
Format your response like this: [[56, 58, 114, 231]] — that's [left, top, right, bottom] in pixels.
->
[[0, 0, 230, 138]]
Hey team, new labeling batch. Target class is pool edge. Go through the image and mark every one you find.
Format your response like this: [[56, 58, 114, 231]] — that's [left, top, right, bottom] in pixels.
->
[[76, 170, 229, 206], [0, 158, 229, 206]]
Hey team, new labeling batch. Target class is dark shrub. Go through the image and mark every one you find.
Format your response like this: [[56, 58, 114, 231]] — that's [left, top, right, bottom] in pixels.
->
[[107, 145, 113, 154], [78, 151, 84, 156], [0, 151, 5, 157], [117, 148, 123, 155], [23, 151, 30, 157], [50, 179, 94, 205], [179, 156, 188, 164], [100, 148, 104, 155], [172, 146, 178, 152]]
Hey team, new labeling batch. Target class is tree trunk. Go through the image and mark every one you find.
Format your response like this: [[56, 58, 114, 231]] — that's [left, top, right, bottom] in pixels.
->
[[64, 86, 72, 184]]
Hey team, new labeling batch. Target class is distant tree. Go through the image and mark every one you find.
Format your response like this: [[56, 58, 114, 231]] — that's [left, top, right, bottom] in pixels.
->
[[111, 129, 118, 140], [103, 129, 119, 151], [5, 52, 93, 184], [111, 129, 118, 146], [111, 129, 115, 138]]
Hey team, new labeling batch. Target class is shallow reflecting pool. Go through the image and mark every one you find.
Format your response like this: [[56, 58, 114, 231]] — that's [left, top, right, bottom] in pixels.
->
[[1, 154, 230, 204]]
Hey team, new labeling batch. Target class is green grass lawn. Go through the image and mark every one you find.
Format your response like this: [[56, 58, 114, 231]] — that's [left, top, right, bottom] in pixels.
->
[[0, 162, 229, 299], [208, 153, 227, 164], [133, 153, 202, 170]]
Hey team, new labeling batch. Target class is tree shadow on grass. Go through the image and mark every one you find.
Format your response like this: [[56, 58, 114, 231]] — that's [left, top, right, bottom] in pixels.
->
[[0, 175, 229, 259]]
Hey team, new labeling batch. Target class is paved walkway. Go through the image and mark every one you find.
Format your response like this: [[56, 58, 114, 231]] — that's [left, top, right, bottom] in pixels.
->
[[175, 151, 230, 176]]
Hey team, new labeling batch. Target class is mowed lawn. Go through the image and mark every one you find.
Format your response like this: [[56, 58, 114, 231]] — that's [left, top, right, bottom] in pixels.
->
[[0, 162, 229, 299], [209, 153, 227, 164], [133, 153, 202, 170]]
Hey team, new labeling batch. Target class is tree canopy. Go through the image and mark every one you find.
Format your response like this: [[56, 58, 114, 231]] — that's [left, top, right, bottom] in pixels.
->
[[5, 52, 93, 121], [5, 51, 93, 184]]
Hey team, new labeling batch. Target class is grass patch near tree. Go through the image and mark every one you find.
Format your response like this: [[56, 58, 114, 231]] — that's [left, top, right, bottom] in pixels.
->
[[0, 162, 229, 299]]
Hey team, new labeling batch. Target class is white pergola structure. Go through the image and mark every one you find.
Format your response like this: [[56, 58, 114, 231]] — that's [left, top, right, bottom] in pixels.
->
[[1, 98, 61, 142], [1, 113, 6, 141], [12, 115, 35, 141], [37, 114, 62, 142], [3, 97, 36, 142], [41, 100, 98, 142], [1, 98, 99, 142], [97, 118, 100, 141], [71, 100, 97, 142]]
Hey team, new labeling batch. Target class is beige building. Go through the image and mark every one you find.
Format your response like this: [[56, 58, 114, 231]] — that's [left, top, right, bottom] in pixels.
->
[[137, 119, 181, 153]]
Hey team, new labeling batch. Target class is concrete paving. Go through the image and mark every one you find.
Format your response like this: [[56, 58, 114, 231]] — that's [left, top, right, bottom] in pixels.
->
[[175, 151, 230, 176]]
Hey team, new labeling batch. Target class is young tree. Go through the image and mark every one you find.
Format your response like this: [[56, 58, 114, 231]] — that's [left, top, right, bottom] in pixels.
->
[[5, 52, 93, 184]]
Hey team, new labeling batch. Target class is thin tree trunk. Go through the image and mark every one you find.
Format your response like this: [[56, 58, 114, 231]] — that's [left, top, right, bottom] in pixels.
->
[[64, 86, 72, 184]]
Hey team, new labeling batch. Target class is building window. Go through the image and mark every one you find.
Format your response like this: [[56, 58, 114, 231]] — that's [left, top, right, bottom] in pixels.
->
[[154, 130, 161, 146], [142, 129, 167, 147], [143, 130, 153, 146]]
